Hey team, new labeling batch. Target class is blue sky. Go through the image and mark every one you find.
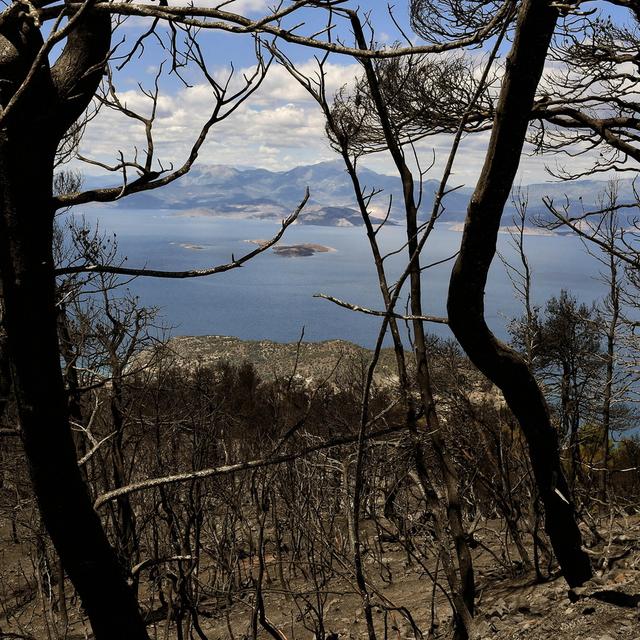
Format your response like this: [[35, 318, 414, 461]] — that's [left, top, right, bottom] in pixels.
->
[[75, 0, 635, 188]]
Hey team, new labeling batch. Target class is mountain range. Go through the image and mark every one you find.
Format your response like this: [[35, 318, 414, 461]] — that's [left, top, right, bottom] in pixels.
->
[[99, 160, 638, 227]]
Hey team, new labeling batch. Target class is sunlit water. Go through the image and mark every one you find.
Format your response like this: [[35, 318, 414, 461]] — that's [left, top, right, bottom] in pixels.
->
[[68, 206, 608, 348]]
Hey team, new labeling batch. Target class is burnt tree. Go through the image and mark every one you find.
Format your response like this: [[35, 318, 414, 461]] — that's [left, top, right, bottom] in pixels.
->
[[0, 3, 150, 637], [447, 0, 592, 587]]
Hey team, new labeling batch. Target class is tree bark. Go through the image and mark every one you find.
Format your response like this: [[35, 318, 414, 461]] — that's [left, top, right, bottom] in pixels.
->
[[0, 131, 149, 639], [447, 0, 592, 588], [0, 285, 10, 420], [600, 223, 620, 499]]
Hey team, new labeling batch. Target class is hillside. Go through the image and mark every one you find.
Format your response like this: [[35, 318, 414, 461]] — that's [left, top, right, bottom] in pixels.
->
[[145, 334, 404, 387]]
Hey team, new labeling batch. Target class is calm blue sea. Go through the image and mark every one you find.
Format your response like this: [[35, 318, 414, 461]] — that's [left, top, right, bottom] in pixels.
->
[[69, 206, 607, 348]]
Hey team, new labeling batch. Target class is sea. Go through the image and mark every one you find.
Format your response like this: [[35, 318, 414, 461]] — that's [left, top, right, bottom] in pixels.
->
[[68, 206, 611, 348]]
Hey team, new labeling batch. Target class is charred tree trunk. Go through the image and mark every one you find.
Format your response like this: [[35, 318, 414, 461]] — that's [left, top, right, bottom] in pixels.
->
[[561, 364, 581, 489], [0, 134, 149, 640], [57, 303, 89, 462], [600, 242, 619, 499], [109, 375, 140, 582], [0, 281, 10, 420], [447, 0, 592, 588], [0, 6, 150, 638]]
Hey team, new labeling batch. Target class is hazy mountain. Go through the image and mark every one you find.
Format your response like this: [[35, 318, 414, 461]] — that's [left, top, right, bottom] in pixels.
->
[[97, 160, 638, 227]]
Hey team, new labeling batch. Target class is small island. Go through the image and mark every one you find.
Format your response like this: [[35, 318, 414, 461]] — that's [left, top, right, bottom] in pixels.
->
[[272, 243, 335, 257], [170, 242, 206, 250], [246, 239, 335, 257]]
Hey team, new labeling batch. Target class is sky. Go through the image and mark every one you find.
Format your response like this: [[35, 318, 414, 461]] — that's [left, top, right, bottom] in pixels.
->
[[73, 0, 634, 189]]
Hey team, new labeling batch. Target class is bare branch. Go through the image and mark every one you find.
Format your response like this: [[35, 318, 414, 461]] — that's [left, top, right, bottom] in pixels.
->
[[94, 424, 405, 509], [59, 0, 514, 59], [55, 190, 309, 278], [314, 293, 448, 324]]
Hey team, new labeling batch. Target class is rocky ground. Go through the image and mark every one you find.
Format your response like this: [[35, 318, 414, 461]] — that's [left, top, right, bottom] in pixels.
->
[[2, 516, 640, 639], [192, 517, 640, 640], [475, 570, 640, 640]]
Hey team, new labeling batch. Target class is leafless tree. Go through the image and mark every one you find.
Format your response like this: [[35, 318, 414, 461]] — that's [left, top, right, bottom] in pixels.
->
[[444, 0, 595, 587]]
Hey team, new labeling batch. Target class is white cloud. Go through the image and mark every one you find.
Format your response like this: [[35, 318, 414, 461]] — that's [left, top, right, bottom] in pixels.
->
[[78, 57, 359, 176], [217, 0, 271, 12], [165, 0, 271, 10], [76, 51, 616, 187]]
